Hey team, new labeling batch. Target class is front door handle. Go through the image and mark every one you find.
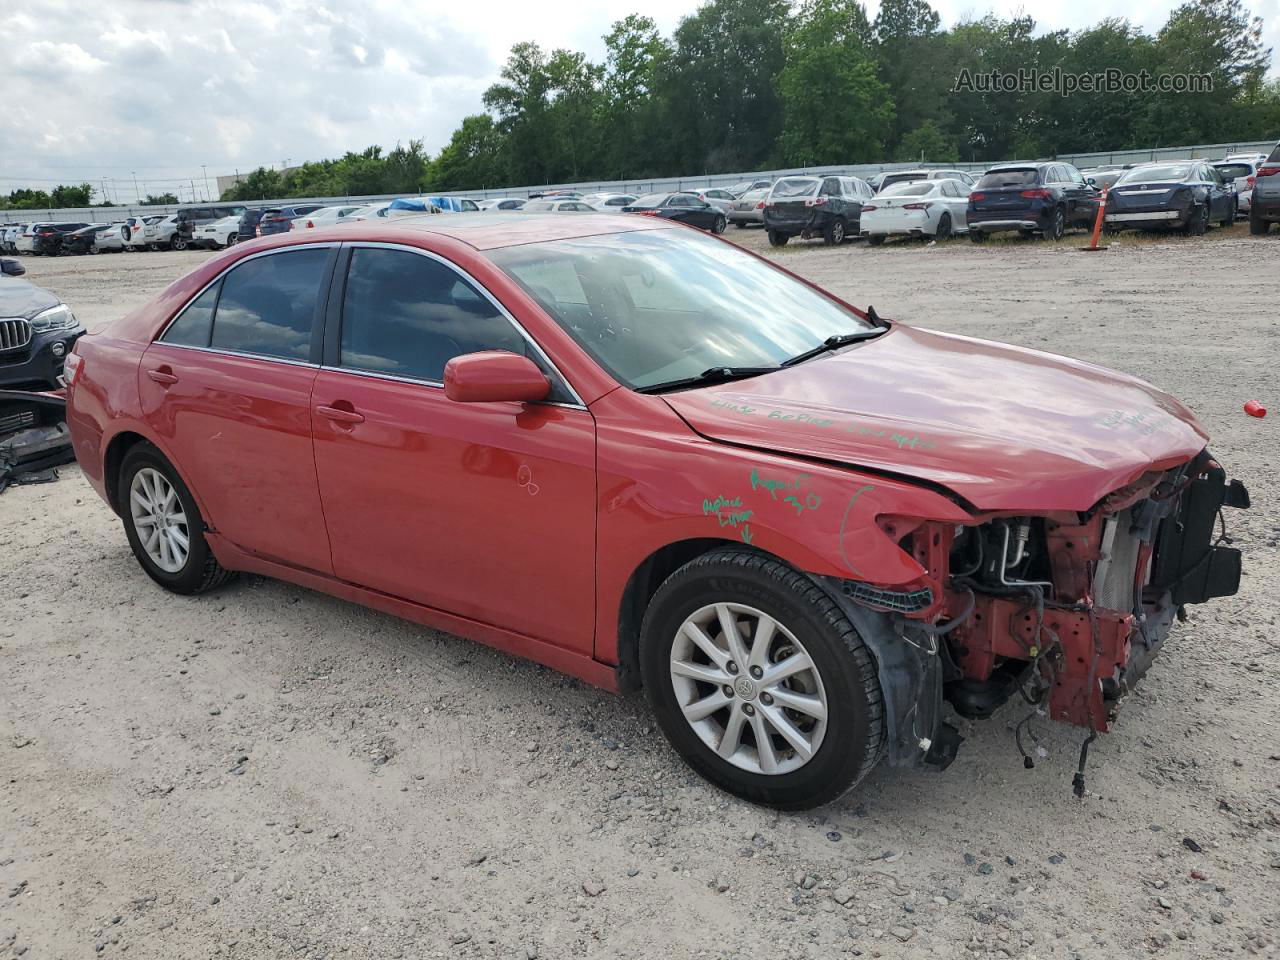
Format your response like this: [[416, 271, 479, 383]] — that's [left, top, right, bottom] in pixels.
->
[[315, 404, 365, 425], [147, 368, 179, 385]]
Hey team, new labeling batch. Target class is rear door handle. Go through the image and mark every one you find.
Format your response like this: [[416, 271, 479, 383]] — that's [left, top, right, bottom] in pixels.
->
[[147, 368, 179, 385], [315, 404, 365, 425]]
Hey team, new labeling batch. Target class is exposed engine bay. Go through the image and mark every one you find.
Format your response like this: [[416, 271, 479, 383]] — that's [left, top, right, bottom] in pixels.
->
[[824, 449, 1249, 794]]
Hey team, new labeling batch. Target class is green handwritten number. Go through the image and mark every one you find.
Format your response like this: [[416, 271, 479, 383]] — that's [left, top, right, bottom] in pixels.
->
[[740, 526, 754, 545]]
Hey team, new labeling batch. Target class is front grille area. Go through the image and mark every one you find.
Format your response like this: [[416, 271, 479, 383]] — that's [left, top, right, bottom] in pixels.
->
[[0, 407, 36, 434], [0, 318, 33, 352]]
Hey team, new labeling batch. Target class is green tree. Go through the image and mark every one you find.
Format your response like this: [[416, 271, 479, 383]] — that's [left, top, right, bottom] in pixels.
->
[[874, 0, 948, 152], [895, 119, 958, 161], [484, 42, 556, 185], [220, 167, 285, 201], [50, 183, 94, 207], [142, 192, 179, 205], [779, 0, 892, 166], [601, 15, 672, 178], [430, 115, 506, 189]]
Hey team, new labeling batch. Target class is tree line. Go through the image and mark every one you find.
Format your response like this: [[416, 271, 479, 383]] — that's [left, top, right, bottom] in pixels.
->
[[6, 0, 1276, 209]]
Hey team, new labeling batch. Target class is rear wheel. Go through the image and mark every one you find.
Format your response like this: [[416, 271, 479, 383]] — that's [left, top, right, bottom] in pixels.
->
[[170, 235, 189, 251], [935, 213, 952, 240], [969, 230, 986, 243], [640, 549, 885, 809], [1250, 208, 1271, 235], [1046, 207, 1066, 241], [867, 234, 885, 246], [1220, 199, 1236, 228], [120, 443, 236, 595], [823, 218, 846, 245], [767, 230, 790, 247], [711, 214, 727, 235], [1183, 203, 1208, 236]]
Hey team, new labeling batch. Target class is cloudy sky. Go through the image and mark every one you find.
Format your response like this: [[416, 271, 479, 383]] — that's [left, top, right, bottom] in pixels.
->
[[3, 0, 1278, 202]]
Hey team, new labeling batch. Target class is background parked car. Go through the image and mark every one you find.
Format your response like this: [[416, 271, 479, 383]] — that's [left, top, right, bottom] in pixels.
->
[[621, 193, 727, 233], [191, 216, 243, 249], [861, 179, 971, 243], [522, 199, 597, 212], [877, 168, 976, 191], [1, 224, 24, 254], [14, 223, 53, 254], [122, 215, 182, 251], [762, 175, 872, 246], [0, 267, 83, 389], [581, 193, 636, 211], [476, 198, 527, 210], [291, 205, 364, 229], [339, 202, 393, 223], [32, 222, 90, 255], [1213, 159, 1257, 212], [60, 224, 116, 255], [173, 204, 248, 247], [727, 178, 774, 197], [727, 188, 770, 227], [1248, 140, 1280, 234], [91, 223, 125, 253], [254, 205, 326, 237], [689, 188, 736, 211], [1105, 160, 1235, 234], [422, 196, 482, 213], [967, 162, 1098, 242], [1080, 164, 1135, 191]]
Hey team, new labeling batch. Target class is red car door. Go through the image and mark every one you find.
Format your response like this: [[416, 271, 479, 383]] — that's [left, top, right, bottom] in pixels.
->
[[138, 246, 336, 573], [310, 245, 596, 653]]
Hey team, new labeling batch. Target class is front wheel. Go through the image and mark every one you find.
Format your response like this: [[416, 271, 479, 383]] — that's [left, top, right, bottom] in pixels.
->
[[823, 217, 846, 245], [767, 230, 790, 247], [170, 236, 189, 251], [640, 550, 885, 809], [120, 443, 236, 595]]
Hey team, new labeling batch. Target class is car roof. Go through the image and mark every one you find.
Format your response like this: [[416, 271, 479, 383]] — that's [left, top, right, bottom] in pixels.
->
[[246, 211, 676, 252]]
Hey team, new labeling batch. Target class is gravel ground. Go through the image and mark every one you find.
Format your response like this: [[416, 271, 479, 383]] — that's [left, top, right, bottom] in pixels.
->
[[2, 226, 1278, 960]]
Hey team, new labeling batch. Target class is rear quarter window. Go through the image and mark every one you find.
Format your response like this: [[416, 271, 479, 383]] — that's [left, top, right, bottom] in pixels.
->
[[208, 249, 330, 361]]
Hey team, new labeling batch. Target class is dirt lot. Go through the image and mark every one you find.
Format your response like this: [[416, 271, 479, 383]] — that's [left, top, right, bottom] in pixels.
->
[[2, 227, 1278, 960]]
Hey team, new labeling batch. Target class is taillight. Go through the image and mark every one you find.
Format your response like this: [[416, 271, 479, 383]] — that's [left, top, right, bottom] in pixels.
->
[[1257, 165, 1280, 178], [861, 204, 878, 212], [804, 196, 828, 206], [255, 225, 262, 237], [902, 202, 934, 210], [1020, 188, 1052, 199], [306, 220, 315, 228], [755, 201, 764, 209], [1246, 176, 1255, 188], [969, 192, 985, 201]]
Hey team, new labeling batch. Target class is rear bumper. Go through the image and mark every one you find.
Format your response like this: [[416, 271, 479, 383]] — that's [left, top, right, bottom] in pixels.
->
[[967, 218, 1040, 233], [1251, 193, 1280, 220], [1105, 207, 1188, 229]]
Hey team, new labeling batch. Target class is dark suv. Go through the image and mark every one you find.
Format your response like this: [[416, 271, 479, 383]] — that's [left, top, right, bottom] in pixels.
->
[[0, 257, 85, 389], [1249, 141, 1280, 235], [251, 204, 326, 238], [32, 223, 91, 256], [967, 162, 1098, 242], [172, 205, 248, 244], [763, 175, 874, 246]]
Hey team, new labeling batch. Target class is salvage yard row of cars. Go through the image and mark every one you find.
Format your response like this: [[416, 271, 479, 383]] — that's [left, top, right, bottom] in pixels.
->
[[6, 142, 1277, 259]]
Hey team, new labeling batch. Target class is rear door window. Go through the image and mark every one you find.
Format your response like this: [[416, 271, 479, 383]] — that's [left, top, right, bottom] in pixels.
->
[[162, 281, 220, 347], [209, 249, 330, 361]]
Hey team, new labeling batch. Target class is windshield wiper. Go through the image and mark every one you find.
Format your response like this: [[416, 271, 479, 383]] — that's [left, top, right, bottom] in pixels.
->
[[635, 365, 781, 395], [782, 328, 887, 367]]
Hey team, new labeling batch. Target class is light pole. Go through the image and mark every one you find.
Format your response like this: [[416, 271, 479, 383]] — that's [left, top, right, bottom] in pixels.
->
[[202, 165, 210, 201], [132, 171, 140, 204]]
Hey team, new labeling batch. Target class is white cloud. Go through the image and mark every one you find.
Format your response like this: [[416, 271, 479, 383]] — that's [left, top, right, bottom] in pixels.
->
[[0, 0, 1274, 202]]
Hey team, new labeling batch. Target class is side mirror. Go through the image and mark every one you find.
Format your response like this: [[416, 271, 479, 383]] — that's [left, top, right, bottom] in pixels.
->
[[444, 351, 551, 404], [0, 257, 25, 277], [1086, 177, 1096, 186]]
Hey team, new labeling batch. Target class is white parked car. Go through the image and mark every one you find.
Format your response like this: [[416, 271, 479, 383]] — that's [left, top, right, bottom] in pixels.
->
[[581, 193, 637, 211], [192, 215, 243, 249], [861, 178, 972, 243], [290, 205, 364, 230], [521, 199, 598, 213], [337, 202, 393, 223], [3, 223, 29, 253], [477, 197, 527, 210], [122, 215, 184, 251], [14, 223, 54, 254], [1212, 160, 1257, 212], [90, 223, 126, 253]]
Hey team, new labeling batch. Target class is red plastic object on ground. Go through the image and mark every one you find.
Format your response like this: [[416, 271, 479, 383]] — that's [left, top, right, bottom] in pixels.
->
[[1244, 400, 1266, 418]]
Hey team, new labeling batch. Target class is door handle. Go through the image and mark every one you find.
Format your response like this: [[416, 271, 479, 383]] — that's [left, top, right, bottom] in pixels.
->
[[315, 404, 365, 425], [147, 368, 179, 385]]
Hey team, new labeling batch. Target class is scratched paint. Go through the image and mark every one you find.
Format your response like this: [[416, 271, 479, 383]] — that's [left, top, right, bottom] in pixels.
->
[[516, 463, 540, 496], [708, 397, 939, 454], [838, 484, 876, 576], [1097, 409, 1158, 435]]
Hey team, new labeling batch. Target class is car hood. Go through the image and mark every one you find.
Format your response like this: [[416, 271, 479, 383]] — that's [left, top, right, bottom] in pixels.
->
[[662, 324, 1208, 512], [0, 278, 60, 319]]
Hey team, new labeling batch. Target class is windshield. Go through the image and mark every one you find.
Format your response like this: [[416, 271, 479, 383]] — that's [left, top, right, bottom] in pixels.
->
[[488, 228, 875, 391], [879, 172, 925, 189], [878, 181, 935, 197], [771, 178, 819, 198], [976, 169, 1039, 189], [1118, 164, 1191, 184], [629, 194, 668, 208], [1213, 163, 1252, 179]]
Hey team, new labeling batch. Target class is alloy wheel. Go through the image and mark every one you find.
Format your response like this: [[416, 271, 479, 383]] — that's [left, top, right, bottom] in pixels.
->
[[669, 602, 828, 775], [129, 467, 190, 573]]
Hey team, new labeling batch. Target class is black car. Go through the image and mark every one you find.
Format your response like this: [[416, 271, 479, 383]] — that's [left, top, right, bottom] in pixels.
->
[[966, 162, 1098, 241], [60, 224, 114, 255], [1249, 141, 1280, 235], [621, 193, 727, 233], [1105, 161, 1236, 235], [31, 222, 91, 256], [762, 175, 873, 246], [0, 258, 85, 389], [172, 204, 249, 244], [250, 204, 327, 238]]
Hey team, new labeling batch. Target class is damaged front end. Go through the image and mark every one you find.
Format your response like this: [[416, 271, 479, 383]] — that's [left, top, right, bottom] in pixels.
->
[[820, 450, 1249, 790], [0, 388, 74, 494]]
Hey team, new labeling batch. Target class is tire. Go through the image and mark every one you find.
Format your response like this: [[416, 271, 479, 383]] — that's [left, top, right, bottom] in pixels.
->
[[1183, 203, 1207, 236], [639, 549, 885, 810], [1250, 208, 1271, 235], [969, 230, 986, 243], [119, 443, 236, 595], [733, 221, 746, 229], [867, 235, 885, 246], [147, 243, 161, 252], [767, 230, 790, 247], [1046, 207, 1066, 241], [171, 236, 189, 251], [711, 215, 727, 235], [935, 213, 952, 240], [1220, 200, 1235, 228], [822, 218, 846, 245]]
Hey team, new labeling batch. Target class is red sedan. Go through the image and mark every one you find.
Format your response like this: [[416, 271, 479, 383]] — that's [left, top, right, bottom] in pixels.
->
[[65, 214, 1247, 808]]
